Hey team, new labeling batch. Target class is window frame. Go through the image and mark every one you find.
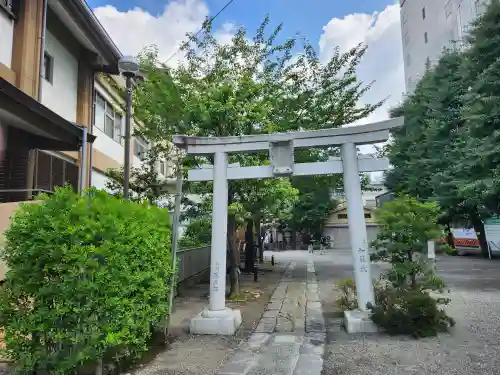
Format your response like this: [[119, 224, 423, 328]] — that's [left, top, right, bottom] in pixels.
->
[[422, 7, 426, 20], [424, 31, 428, 44], [93, 91, 124, 145], [0, 0, 17, 19], [133, 136, 148, 161], [42, 52, 54, 84], [445, 0, 453, 18]]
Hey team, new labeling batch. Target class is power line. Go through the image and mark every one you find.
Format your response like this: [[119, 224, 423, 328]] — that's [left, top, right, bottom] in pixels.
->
[[165, 0, 238, 64]]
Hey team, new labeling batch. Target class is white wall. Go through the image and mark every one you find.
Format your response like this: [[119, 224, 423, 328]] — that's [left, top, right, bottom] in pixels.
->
[[91, 169, 109, 190], [41, 31, 78, 122], [401, 0, 489, 93], [0, 12, 13, 68]]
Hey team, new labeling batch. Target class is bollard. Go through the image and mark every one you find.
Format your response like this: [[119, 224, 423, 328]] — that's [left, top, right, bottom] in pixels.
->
[[253, 264, 258, 282], [271, 255, 275, 266]]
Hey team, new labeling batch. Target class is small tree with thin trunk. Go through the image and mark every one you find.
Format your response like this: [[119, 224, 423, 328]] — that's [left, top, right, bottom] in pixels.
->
[[369, 196, 455, 337]]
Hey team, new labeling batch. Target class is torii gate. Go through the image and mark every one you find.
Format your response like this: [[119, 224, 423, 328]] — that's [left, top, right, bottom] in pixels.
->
[[173, 117, 403, 335]]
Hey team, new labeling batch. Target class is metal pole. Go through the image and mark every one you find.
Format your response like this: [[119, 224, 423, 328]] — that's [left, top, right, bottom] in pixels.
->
[[123, 75, 133, 199], [79, 126, 88, 195], [166, 160, 183, 336]]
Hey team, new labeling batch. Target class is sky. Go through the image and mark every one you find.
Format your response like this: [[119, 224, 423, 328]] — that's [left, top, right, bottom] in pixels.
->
[[86, 0, 405, 126]]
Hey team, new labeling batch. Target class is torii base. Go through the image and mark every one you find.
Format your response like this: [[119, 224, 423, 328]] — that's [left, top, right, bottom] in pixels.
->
[[190, 307, 242, 335], [344, 309, 378, 334]]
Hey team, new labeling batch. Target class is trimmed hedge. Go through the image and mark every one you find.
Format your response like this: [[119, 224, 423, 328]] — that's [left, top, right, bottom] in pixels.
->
[[0, 187, 174, 374]]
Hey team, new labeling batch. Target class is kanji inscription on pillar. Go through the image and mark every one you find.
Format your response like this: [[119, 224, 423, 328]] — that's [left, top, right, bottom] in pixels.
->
[[358, 247, 370, 273], [212, 262, 220, 292]]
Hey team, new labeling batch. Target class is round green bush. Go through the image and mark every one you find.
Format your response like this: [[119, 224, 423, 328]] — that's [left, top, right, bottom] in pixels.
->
[[0, 187, 174, 374]]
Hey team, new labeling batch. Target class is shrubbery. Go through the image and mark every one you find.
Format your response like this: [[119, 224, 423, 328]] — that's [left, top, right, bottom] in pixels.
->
[[0, 187, 174, 374], [335, 196, 455, 338], [179, 218, 211, 249]]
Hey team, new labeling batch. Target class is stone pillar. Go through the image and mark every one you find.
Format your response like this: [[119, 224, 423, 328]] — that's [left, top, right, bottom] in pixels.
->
[[340, 143, 375, 310], [209, 151, 229, 311], [189, 151, 242, 335]]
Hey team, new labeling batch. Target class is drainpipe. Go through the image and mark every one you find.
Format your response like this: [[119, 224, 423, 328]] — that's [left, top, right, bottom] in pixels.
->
[[79, 126, 88, 195], [37, 0, 48, 101], [88, 77, 95, 187]]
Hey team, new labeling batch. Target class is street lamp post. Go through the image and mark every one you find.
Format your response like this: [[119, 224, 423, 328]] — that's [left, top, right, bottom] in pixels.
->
[[118, 56, 140, 200]]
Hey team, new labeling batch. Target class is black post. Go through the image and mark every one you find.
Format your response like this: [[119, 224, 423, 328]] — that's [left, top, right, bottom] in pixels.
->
[[123, 75, 133, 199]]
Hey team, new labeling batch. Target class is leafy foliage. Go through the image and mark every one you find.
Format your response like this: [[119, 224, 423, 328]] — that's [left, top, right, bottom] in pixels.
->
[[334, 277, 358, 311], [132, 17, 381, 291], [179, 218, 212, 249], [367, 196, 454, 337], [370, 287, 455, 338], [385, 1, 500, 256], [0, 187, 174, 374], [371, 196, 442, 288], [105, 144, 173, 206]]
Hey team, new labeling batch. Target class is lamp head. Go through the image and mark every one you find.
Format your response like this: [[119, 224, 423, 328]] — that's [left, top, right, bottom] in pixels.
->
[[118, 56, 140, 77]]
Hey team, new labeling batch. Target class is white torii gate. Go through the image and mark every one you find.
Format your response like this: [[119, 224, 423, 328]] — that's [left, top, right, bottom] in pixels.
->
[[173, 117, 403, 335]]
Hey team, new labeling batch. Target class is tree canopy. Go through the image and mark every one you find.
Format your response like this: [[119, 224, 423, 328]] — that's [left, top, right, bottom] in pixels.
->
[[385, 0, 500, 255]]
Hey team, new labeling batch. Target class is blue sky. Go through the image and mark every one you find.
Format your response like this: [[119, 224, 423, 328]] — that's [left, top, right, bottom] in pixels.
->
[[87, 0, 404, 125], [87, 0, 394, 48]]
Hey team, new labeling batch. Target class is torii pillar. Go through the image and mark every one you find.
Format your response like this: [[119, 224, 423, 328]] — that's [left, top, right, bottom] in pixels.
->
[[174, 117, 403, 335]]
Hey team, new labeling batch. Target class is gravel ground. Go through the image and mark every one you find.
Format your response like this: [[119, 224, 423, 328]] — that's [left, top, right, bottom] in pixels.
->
[[132, 260, 287, 375], [315, 251, 500, 375]]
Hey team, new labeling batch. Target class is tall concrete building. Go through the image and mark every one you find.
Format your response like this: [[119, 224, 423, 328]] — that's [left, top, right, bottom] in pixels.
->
[[400, 0, 490, 93]]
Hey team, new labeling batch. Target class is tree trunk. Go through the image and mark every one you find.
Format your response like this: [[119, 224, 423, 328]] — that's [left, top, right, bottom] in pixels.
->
[[244, 219, 255, 271], [445, 223, 455, 249], [408, 250, 417, 288], [471, 215, 489, 258], [255, 217, 264, 263], [227, 216, 240, 297]]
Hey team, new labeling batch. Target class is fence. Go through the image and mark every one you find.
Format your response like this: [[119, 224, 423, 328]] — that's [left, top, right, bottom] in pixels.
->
[[177, 246, 211, 284]]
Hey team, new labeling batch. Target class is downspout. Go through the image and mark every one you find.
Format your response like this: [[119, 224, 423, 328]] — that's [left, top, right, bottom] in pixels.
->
[[37, 0, 48, 101], [88, 77, 95, 187]]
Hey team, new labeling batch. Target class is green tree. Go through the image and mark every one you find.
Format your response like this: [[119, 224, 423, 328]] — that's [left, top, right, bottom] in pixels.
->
[[133, 17, 380, 293], [369, 196, 455, 337], [104, 144, 173, 205]]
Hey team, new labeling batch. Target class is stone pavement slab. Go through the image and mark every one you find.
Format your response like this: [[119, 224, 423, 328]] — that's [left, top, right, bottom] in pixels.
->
[[216, 255, 326, 375]]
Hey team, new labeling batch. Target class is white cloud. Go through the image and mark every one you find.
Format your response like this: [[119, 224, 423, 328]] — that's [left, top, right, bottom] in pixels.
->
[[93, 0, 235, 66], [319, 3, 405, 126]]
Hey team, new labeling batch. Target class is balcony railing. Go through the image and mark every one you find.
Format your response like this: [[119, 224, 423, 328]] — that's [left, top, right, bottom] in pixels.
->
[[0, 189, 54, 203]]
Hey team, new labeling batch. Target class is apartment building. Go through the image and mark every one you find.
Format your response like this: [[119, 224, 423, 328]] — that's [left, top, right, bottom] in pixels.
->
[[90, 74, 173, 191], [0, 0, 122, 203], [0, 0, 171, 200], [400, 0, 490, 93]]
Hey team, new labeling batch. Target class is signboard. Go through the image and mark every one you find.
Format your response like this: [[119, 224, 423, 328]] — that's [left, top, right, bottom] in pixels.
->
[[450, 228, 480, 250], [484, 219, 500, 254]]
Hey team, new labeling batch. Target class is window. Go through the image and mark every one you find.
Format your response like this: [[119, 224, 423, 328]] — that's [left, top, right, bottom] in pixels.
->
[[475, 0, 486, 15], [34, 151, 79, 193], [425, 57, 431, 70], [134, 136, 148, 161], [422, 7, 426, 19], [407, 77, 413, 90], [403, 30, 410, 45], [93, 92, 123, 144], [43, 52, 54, 84], [424, 31, 428, 44], [337, 213, 371, 219], [406, 53, 411, 67], [445, 0, 453, 18], [159, 160, 166, 175], [0, 0, 19, 18]]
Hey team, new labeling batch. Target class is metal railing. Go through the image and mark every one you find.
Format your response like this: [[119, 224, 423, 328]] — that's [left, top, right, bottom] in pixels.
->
[[0, 189, 54, 203], [177, 246, 210, 283]]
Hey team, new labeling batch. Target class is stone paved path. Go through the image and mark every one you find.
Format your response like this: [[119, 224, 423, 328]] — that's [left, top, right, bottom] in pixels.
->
[[217, 256, 325, 375]]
